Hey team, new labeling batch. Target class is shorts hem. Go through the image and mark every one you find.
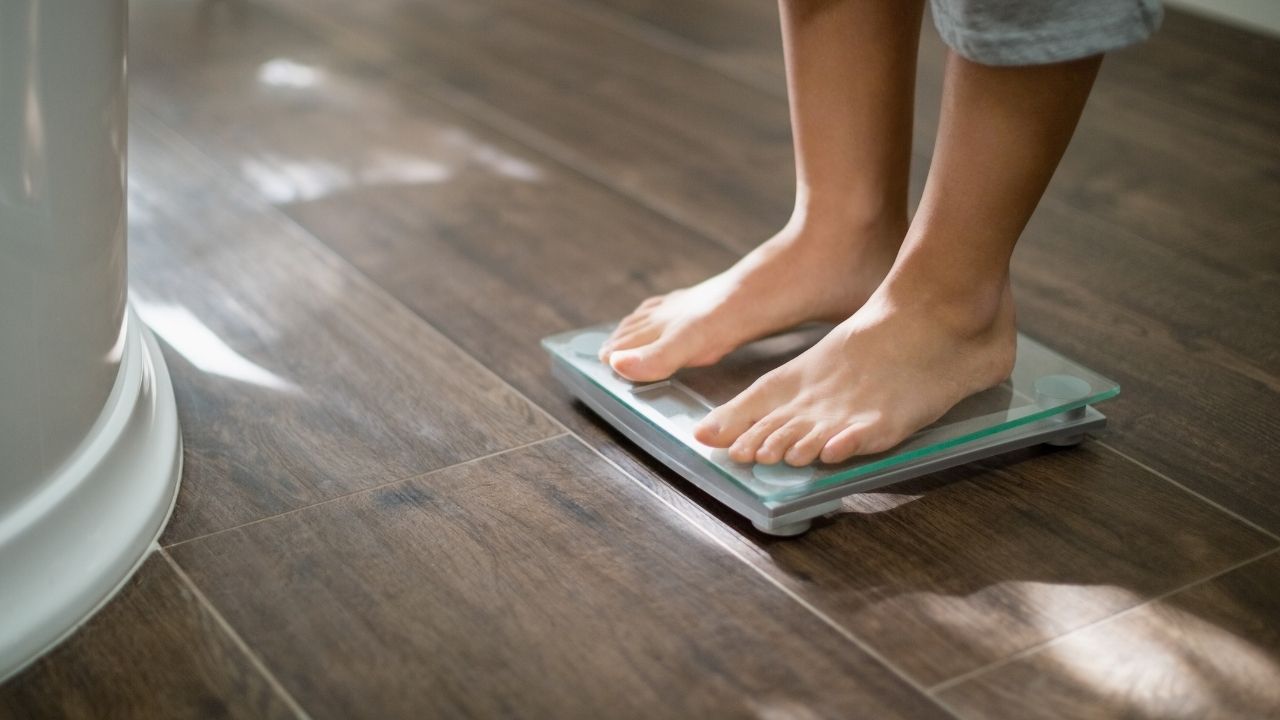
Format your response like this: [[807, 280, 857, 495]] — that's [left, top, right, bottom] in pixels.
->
[[931, 3, 1163, 66]]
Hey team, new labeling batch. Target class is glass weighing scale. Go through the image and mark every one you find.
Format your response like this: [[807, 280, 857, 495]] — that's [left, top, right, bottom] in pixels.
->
[[544, 324, 1119, 536]]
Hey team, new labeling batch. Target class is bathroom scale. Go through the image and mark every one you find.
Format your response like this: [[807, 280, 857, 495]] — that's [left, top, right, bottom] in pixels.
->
[[544, 324, 1118, 536]]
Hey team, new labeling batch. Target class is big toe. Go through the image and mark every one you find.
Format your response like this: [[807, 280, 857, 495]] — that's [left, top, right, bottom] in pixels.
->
[[599, 323, 659, 363], [609, 333, 691, 382]]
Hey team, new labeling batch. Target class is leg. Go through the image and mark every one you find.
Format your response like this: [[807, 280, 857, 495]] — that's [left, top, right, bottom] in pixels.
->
[[696, 51, 1102, 466], [600, 0, 925, 382]]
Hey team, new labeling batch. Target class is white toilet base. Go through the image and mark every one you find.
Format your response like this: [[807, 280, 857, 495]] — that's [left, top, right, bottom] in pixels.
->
[[0, 307, 182, 682]]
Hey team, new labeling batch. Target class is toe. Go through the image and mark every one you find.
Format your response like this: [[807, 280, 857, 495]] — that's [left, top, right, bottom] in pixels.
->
[[694, 371, 790, 447], [820, 423, 872, 464], [756, 419, 811, 465], [729, 412, 788, 464], [693, 405, 755, 448], [609, 330, 691, 382], [615, 308, 655, 333], [599, 323, 658, 362], [784, 425, 833, 466]]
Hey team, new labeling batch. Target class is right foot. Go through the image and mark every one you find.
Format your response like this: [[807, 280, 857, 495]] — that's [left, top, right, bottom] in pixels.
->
[[600, 215, 903, 382]]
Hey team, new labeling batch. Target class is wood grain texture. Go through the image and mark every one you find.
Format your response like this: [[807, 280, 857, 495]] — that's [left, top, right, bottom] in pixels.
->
[[1011, 203, 1280, 533], [274, 0, 1280, 532], [573, 0, 937, 149], [170, 436, 949, 720], [271, 87, 1278, 681], [257, 0, 800, 250], [0, 555, 296, 720], [1098, 9, 1280, 158], [938, 549, 1280, 719], [128, 116, 559, 544], [566, 0, 787, 88], [126, 0, 1279, 686], [755, 443, 1273, 685]]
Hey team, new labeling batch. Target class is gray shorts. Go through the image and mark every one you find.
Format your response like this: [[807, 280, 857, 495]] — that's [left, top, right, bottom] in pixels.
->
[[930, 0, 1163, 65]]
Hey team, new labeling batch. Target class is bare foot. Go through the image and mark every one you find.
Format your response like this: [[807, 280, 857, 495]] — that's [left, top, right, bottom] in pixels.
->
[[692, 281, 1017, 466], [601, 216, 902, 382]]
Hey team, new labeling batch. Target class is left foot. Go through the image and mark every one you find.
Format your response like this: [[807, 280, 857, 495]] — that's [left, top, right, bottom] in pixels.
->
[[692, 282, 1017, 466]]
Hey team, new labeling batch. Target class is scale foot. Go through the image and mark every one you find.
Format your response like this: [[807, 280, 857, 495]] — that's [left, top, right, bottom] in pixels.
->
[[1045, 434, 1086, 447], [753, 519, 812, 537]]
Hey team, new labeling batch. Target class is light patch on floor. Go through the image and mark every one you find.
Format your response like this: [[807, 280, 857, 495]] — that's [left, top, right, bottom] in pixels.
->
[[257, 58, 324, 89], [132, 298, 298, 393], [1042, 600, 1280, 718]]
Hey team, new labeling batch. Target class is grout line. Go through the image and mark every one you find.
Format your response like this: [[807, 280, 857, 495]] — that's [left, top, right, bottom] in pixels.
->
[[129, 19, 1053, 715], [130, 107, 568, 440], [133, 7, 1269, 716], [130, 97, 926, 709], [160, 550, 314, 720], [164, 433, 569, 549], [562, 433, 963, 719], [135, 95, 937, 707], [1096, 441, 1280, 543], [133, 106, 574, 440], [927, 544, 1280, 695], [140, 82, 941, 696], [158, 78, 891, 695]]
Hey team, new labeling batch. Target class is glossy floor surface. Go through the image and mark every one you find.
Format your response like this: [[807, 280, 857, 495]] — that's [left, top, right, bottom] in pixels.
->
[[3, 1, 1278, 717]]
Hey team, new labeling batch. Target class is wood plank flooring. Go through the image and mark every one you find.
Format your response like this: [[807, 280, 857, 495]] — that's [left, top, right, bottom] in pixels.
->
[[169, 436, 947, 720], [116, 0, 1278, 687], [0, 556, 297, 719], [2, 0, 1277, 716], [127, 113, 560, 543], [938, 548, 1280, 719]]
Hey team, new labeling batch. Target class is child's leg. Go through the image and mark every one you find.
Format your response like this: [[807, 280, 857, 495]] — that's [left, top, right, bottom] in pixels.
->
[[600, 0, 925, 382], [695, 51, 1102, 466]]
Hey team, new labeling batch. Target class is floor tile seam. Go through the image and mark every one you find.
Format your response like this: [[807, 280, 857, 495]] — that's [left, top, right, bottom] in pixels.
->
[[163, 434, 570, 549], [563, 434, 964, 718], [1096, 440, 1280, 543], [133, 106, 568, 431], [927, 544, 1280, 695], [159, 549, 315, 720]]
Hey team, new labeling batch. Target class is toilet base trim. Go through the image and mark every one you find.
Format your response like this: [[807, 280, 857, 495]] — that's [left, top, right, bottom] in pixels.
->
[[0, 306, 182, 682]]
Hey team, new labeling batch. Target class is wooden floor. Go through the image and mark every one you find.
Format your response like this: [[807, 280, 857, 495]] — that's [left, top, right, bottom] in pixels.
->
[[4, 0, 1278, 717]]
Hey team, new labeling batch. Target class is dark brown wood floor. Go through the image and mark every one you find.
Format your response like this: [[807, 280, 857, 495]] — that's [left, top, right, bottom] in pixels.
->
[[3, 0, 1278, 717]]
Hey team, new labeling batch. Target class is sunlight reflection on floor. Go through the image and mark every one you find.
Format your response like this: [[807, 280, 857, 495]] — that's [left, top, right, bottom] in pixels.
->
[[257, 57, 324, 89], [132, 297, 298, 393], [237, 57, 546, 205], [1042, 600, 1280, 719]]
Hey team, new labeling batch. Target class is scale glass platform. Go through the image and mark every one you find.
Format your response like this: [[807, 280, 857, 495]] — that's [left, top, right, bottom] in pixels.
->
[[544, 324, 1118, 536]]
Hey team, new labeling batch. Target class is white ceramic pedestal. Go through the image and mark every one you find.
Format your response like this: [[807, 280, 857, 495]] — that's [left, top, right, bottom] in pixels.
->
[[0, 313, 182, 681], [0, 0, 183, 681]]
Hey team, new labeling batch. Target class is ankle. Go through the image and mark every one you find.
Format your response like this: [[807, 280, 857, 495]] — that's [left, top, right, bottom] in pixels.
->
[[783, 202, 906, 252], [792, 184, 907, 235], [879, 271, 1012, 339]]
